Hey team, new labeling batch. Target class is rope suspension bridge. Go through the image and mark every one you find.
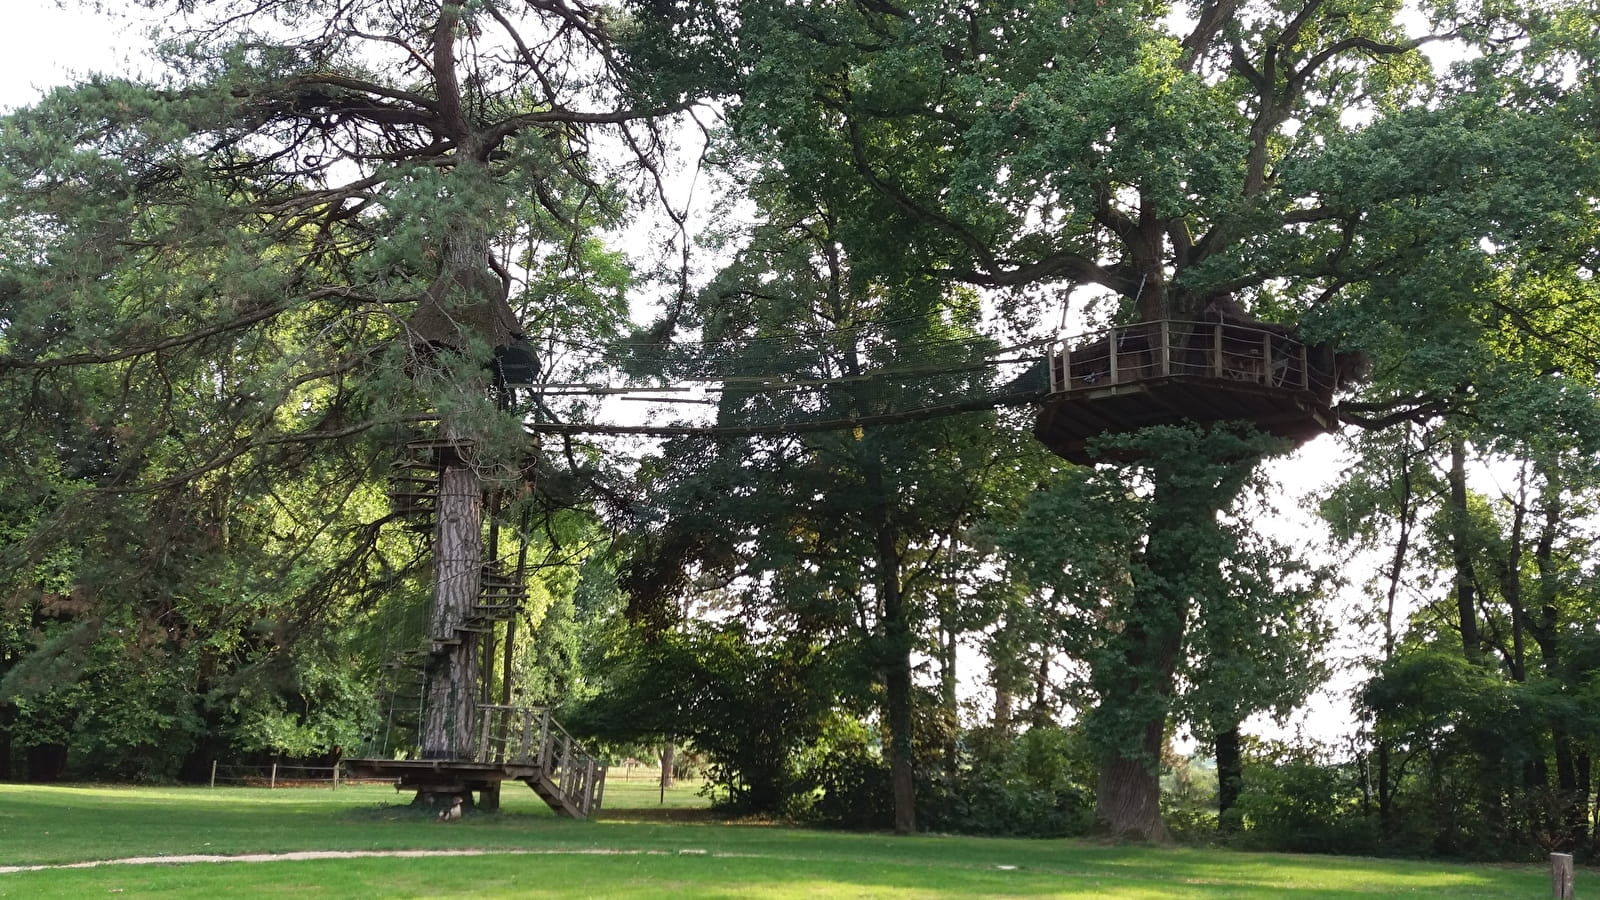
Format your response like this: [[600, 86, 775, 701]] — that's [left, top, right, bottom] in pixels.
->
[[347, 314, 1346, 817]]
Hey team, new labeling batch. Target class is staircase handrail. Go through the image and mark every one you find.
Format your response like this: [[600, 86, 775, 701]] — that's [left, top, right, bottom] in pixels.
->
[[472, 703, 605, 815]]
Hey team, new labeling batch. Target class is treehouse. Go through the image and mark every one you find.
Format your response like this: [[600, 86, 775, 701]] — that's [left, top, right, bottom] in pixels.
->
[[343, 436, 606, 818], [1034, 318, 1346, 465]]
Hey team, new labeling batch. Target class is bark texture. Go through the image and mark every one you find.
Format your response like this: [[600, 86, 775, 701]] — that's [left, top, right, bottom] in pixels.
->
[[422, 459, 483, 759], [877, 519, 918, 835], [1215, 724, 1243, 831], [1094, 716, 1171, 842]]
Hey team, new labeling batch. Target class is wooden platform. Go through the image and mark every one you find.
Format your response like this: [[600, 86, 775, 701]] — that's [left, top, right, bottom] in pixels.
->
[[1035, 319, 1340, 464], [345, 705, 606, 818]]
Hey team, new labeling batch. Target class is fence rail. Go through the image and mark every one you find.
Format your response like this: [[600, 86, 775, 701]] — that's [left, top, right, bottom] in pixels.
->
[[207, 762, 352, 789]]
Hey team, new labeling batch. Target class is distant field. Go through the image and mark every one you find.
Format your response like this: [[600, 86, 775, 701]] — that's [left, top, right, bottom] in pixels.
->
[[0, 779, 1578, 898]]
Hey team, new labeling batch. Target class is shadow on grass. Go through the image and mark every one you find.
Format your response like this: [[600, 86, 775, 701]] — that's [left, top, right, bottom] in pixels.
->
[[599, 806, 728, 824]]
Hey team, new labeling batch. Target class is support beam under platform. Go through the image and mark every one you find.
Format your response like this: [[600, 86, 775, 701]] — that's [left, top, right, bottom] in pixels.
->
[[342, 757, 607, 819]]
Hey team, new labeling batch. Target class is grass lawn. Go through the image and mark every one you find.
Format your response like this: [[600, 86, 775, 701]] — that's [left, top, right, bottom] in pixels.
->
[[0, 778, 1577, 898]]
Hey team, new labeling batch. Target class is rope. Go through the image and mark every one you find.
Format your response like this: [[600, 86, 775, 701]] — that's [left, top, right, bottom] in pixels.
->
[[525, 388, 1048, 438]]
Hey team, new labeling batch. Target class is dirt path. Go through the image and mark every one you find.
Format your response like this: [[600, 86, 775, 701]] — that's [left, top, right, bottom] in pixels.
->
[[0, 847, 679, 875]]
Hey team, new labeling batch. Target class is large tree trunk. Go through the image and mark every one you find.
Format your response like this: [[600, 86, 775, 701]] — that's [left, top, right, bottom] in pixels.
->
[[1090, 601, 1184, 841], [1089, 453, 1254, 841], [876, 518, 917, 835], [989, 612, 1021, 734], [422, 457, 483, 759], [410, 12, 506, 766], [1215, 724, 1243, 832], [1446, 435, 1480, 661], [886, 655, 917, 834], [1094, 716, 1171, 841]]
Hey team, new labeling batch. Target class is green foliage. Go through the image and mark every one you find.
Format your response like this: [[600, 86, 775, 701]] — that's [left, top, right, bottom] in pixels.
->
[[221, 640, 376, 759], [802, 719, 1097, 837], [991, 425, 1331, 767], [573, 627, 846, 815], [802, 713, 896, 829], [1321, 418, 1600, 860], [0, 0, 655, 780], [918, 725, 1097, 838], [1, 620, 205, 781], [1231, 740, 1378, 856]]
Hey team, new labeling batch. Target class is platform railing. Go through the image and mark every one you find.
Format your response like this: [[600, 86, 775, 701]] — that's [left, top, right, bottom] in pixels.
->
[[473, 704, 605, 815], [1047, 319, 1335, 398]]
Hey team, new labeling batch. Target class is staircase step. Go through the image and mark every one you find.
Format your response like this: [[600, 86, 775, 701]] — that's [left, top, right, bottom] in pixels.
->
[[392, 457, 438, 469]]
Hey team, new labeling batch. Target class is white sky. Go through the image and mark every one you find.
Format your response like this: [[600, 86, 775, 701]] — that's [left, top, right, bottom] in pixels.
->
[[0, 3, 154, 112]]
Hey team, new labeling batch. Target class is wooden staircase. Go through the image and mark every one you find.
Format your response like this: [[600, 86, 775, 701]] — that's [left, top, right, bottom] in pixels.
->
[[358, 439, 604, 817], [475, 705, 606, 817], [345, 704, 606, 818]]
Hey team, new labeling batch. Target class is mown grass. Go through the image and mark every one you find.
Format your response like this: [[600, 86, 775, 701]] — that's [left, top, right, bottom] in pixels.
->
[[0, 779, 1577, 898]]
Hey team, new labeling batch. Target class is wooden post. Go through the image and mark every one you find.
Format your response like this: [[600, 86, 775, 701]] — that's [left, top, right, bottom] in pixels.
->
[[332, 762, 340, 791], [538, 710, 551, 768], [1261, 331, 1272, 386], [1107, 326, 1119, 384], [519, 708, 534, 763], [1159, 320, 1171, 377], [1552, 853, 1574, 899], [481, 615, 495, 709], [1299, 343, 1310, 391], [477, 705, 492, 763], [270, 762, 278, 789], [500, 611, 516, 706], [585, 760, 598, 815], [1212, 324, 1224, 377], [210, 760, 217, 788]]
